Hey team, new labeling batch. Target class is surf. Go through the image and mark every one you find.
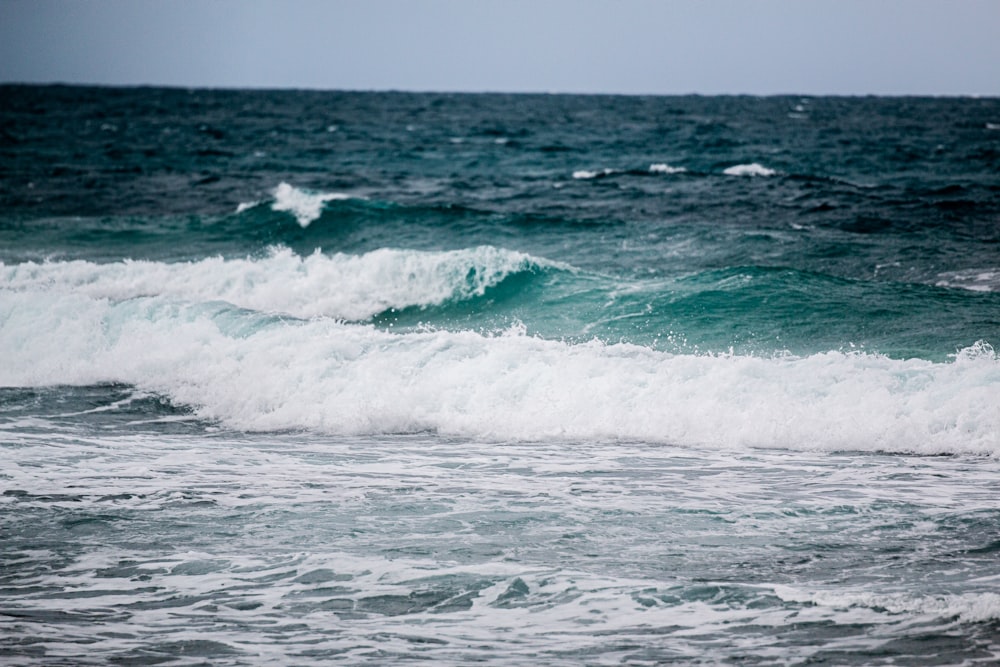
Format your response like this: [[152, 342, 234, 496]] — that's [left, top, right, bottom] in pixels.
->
[[2, 284, 996, 454]]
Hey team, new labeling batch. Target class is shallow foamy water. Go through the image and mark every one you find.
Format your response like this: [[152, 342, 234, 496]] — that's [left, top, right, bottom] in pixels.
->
[[3, 395, 1000, 665]]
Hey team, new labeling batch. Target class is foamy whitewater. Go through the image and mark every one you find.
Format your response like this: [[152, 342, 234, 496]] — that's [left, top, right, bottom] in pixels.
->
[[2, 87, 999, 665]]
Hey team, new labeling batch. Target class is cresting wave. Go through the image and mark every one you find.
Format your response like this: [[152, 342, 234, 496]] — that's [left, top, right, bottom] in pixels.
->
[[1, 285, 997, 454], [237, 182, 357, 227], [0, 246, 552, 321]]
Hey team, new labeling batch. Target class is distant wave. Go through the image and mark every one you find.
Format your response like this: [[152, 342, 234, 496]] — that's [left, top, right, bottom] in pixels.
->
[[573, 165, 689, 179], [572, 168, 619, 180], [936, 269, 1000, 293], [237, 182, 358, 227], [723, 163, 777, 177], [649, 163, 687, 174], [516, 162, 778, 179]]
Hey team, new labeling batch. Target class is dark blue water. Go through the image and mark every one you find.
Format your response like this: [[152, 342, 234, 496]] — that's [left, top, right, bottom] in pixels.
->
[[2, 86, 999, 665]]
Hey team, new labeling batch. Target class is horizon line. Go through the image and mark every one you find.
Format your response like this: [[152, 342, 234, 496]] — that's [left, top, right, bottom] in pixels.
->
[[3, 81, 998, 99]]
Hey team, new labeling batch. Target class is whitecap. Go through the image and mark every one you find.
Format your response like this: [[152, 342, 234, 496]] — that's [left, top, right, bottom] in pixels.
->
[[935, 269, 1000, 292], [723, 163, 777, 177], [572, 168, 617, 180], [649, 163, 687, 174], [270, 182, 354, 227]]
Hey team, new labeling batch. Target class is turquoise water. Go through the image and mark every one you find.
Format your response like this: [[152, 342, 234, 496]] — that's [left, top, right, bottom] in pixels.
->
[[2, 86, 999, 664]]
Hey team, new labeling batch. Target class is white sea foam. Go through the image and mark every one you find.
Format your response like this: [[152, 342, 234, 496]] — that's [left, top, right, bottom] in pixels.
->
[[270, 182, 354, 227], [649, 163, 687, 174], [0, 246, 543, 321], [1, 282, 997, 454], [723, 163, 777, 177], [773, 586, 1000, 624]]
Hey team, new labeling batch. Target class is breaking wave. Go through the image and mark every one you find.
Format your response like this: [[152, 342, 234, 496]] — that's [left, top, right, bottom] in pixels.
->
[[1, 281, 996, 454], [0, 246, 554, 321]]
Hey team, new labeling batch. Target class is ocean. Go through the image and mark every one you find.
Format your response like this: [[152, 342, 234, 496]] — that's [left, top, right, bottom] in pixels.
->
[[1, 85, 999, 665]]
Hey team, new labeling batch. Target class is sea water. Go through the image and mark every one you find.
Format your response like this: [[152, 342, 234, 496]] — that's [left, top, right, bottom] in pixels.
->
[[1, 87, 999, 664]]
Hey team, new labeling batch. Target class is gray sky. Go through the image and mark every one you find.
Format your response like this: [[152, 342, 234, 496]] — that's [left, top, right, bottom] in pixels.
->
[[1, 0, 998, 95]]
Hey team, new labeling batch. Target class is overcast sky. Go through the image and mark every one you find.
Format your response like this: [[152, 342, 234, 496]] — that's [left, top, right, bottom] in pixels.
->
[[1, 0, 998, 96]]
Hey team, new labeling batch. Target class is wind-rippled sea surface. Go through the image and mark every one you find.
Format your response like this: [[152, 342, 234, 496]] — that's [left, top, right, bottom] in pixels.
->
[[2, 86, 1000, 664]]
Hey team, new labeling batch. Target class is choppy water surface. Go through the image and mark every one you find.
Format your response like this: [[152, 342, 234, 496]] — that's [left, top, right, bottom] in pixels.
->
[[2, 87, 999, 664]]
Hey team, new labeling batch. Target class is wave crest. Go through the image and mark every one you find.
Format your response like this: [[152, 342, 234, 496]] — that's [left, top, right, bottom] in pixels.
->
[[1, 287, 996, 456], [0, 246, 553, 321], [236, 182, 356, 227]]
